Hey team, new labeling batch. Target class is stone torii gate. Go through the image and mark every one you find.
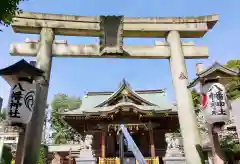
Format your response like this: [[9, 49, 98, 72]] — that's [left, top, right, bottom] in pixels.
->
[[9, 12, 219, 164]]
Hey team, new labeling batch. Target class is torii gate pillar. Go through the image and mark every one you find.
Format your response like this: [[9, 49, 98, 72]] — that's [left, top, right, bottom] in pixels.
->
[[23, 28, 54, 164], [167, 31, 202, 164]]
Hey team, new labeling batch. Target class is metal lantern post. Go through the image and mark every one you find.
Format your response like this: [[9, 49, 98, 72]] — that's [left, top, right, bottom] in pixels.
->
[[0, 59, 44, 164]]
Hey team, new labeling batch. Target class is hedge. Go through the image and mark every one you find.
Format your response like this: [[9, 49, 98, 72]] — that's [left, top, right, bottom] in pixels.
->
[[38, 144, 48, 164]]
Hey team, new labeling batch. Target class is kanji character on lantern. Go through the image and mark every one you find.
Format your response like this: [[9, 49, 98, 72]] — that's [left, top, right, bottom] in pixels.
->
[[201, 82, 231, 125], [7, 81, 37, 124]]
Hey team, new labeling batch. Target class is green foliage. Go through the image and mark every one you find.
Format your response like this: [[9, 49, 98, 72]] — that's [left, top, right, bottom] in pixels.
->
[[221, 135, 240, 152], [51, 94, 81, 144], [191, 89, 201, 114], [0, 145, 13, 164], [220, 134, 240, 163], [0, 110, 7, 122], [225, 60, 240, 100], [0, 0, 25, 28], [225, 60, 240, 69], [191, 89, 201, 107], [38, 144, 48, 164]]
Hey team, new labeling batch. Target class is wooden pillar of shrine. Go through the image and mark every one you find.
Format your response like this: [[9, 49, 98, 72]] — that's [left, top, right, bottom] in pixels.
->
[[101, 131, 106, 158], [148, 122, 155, 157]]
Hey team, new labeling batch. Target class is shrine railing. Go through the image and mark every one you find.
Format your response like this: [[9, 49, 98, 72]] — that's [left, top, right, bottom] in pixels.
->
[[98, 157, 160, 164]]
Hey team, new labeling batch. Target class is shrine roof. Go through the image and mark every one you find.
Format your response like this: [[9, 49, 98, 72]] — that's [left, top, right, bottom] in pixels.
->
[[60, 80, 176, 116], [0, 59, 44, 85], [0, 59, 43, 76], [188, 62, 239, 88]]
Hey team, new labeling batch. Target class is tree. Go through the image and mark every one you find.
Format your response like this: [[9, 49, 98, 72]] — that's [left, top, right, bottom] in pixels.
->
[[0, 110, 7, 122], [51, 94, 81, 144], [0, 0, 25, 28], [0, 145, 12, 164], [37, 145, 48, 164], [224, 60, 240, 100], [191, 89, 201, 114]]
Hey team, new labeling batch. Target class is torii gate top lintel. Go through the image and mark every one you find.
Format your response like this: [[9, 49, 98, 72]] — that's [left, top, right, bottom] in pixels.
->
[[12, 12, 219, 38]]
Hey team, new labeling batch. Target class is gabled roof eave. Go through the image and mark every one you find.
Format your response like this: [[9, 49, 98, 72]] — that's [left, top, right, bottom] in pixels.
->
[[59, 102, 177, 116], [199, 62, 239, 77], [95, 80, 158, 107], [188, 62, 239, 88]]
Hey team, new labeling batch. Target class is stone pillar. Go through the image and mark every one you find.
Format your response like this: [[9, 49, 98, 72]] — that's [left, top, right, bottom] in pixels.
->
[[166, 31, 202, 164], [15, 129, 26, 164], [212, 131, 224, 164], [101, 131, 106, 158], [23, 28, 54, 164]]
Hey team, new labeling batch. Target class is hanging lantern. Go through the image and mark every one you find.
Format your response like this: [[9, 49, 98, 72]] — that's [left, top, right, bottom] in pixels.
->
[[0, 59, 44, 126], [201, 82, 231, 125], [7, 80, 38, 124]]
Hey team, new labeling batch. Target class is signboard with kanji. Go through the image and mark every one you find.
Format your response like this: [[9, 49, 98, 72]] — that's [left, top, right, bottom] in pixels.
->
[[7, 81, 37, 124], [201, 82, 231, 124]]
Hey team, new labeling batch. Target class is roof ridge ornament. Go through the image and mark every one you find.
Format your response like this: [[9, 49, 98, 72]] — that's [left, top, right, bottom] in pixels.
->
[[96, 79, 157, 107], [118, 78, 132, 90], [121, 78, 131, 88]]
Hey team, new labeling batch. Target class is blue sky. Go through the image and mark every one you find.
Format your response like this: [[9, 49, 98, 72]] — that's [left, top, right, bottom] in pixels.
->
[[0, 0, 239, 108]]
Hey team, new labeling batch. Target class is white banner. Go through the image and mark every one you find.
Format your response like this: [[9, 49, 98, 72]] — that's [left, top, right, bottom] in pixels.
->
[[7, 81, 37, 124]]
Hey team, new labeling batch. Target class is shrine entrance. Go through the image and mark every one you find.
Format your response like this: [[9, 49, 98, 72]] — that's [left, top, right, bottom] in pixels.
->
[[7, 12, 219, 164], [112, 126, 147, 157]]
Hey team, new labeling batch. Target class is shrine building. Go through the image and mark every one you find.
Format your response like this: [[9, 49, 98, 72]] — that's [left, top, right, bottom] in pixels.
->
[[50, 79, 180, 164], [47, 61, 240, 164]]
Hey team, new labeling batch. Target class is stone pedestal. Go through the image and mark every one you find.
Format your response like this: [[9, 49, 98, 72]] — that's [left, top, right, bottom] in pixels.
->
[[162, 156, 186, 164], [76, 135, 96, 164], [165, 133, 184, 157], [164, 133, 186, 164], [75, 157, 96, 164]]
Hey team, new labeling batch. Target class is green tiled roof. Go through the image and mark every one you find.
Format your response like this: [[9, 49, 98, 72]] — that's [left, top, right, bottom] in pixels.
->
[[80, 92, 174, 110], [73, 91, 175, 114], [81, 94, 111, 109], [61, 80, 176, 115]]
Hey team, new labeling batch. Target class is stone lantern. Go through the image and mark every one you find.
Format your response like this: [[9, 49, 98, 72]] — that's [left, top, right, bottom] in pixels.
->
[[0, 59, 43, 126]]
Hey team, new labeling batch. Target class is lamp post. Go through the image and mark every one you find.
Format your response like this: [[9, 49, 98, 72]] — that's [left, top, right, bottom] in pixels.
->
[[0, 59, 44, 164], [201, 78, 231, 164]]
